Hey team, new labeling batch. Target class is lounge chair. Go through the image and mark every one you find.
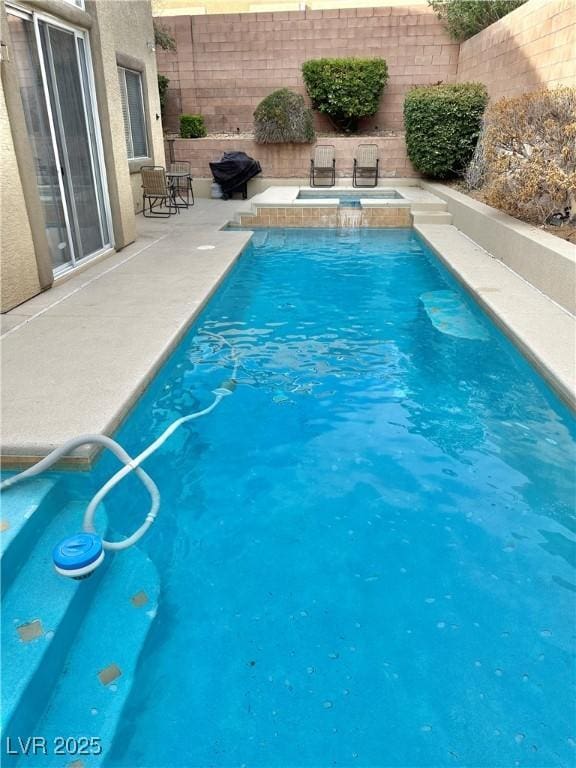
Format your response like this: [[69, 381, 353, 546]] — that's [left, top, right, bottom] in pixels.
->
[[353, 144, 379, 188], [141, 166, 178, 218], [310, 145, 336, 187]]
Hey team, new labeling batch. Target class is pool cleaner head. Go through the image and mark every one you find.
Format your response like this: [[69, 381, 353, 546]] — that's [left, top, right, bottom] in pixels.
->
[[52, 532, 104, 580]]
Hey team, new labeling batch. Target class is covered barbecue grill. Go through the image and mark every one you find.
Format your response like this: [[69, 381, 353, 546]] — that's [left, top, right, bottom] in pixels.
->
[[209, 151, 262, 199]]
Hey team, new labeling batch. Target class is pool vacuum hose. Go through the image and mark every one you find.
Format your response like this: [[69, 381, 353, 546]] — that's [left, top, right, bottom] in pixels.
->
[[0, 334, 237, 579]]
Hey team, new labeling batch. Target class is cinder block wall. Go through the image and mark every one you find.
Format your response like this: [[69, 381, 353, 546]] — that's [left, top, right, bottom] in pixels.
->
[[168, 135, 418, 178], [456, 0, 575, 99], [157, 6, 459, 133]]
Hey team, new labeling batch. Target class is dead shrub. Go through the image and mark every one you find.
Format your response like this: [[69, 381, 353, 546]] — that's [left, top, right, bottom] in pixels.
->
[[479, 87, 576, 224]]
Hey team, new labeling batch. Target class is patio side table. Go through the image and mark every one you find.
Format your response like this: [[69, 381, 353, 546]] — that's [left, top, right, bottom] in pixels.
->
[[166, 170, 194, 209]]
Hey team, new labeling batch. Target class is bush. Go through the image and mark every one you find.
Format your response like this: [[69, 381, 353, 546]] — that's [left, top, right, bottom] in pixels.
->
[[479, 87, 576, 225], [179, 114, 207, 139], [302, 58, 388, 133], [428, 0, 527, 41], [153, 21, 176, 51], [254, 89, 315, 144], [158, 75, 169, 121], [404, 83, 488, 179]]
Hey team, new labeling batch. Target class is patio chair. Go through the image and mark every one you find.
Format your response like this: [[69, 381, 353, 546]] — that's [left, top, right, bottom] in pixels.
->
[[141, 166, 178, 218], [310, 145, 336, 187], [169, 161, 195, 207], [353, 144, 379, 188]]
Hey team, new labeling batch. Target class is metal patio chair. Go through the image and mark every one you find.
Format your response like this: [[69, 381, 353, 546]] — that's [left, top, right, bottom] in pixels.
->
[[141, 166, 178, 218], [353, 144, 379, 188], [168, 161, 195, 207], [310, 145, 336, 187]]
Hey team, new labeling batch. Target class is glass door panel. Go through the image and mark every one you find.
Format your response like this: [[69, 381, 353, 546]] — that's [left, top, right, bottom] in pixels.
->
[[76, 36, 109, 247], [41, 22, 105, 259], [7, 13, 73, 270], [7, 9, 111, 274]]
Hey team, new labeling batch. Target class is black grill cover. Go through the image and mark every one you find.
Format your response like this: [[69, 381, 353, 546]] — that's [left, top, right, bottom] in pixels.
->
[[209, 151, 262, 196]]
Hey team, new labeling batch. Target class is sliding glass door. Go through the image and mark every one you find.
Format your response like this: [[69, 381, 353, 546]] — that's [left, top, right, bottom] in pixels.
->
[[7, 8, 111, 274]]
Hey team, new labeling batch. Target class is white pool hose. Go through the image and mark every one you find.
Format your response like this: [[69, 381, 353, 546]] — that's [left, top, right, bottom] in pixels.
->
[[0, 333, 238, 561], [0, 434, 160, 551]]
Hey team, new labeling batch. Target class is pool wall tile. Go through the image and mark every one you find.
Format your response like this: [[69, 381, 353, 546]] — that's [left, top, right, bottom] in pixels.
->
[[239, 205, 411, 228]]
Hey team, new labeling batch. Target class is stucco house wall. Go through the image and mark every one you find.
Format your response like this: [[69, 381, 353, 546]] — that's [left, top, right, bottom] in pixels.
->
[[0, 74, 42, 311], [87, 0, 165, 225], [0, 0, 164, 313]]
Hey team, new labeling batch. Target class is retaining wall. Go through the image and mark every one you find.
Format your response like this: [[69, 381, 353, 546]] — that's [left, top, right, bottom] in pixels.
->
[[168, 135, 418, 179]]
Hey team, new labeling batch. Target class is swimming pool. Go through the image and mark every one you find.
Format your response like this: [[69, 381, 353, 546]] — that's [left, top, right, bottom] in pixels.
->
[[32, 230, 576, 765]]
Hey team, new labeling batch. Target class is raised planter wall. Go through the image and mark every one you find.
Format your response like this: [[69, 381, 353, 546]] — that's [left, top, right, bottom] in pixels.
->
[[167, 135, 418, 180]]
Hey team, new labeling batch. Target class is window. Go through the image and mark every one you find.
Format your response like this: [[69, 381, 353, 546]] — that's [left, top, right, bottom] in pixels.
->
[[118, 66, 148, 160]]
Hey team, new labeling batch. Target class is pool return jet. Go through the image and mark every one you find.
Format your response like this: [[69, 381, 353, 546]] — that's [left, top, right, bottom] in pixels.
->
[[0, 333, 238, 580]]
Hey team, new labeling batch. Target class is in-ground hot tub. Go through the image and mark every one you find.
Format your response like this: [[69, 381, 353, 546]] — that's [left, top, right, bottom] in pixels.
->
[[238, 186, 414, 228], [297, 188, 404, 207]]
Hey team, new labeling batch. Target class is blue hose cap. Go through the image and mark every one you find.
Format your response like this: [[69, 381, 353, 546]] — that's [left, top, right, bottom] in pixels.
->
[[52, 532, 103, 572]]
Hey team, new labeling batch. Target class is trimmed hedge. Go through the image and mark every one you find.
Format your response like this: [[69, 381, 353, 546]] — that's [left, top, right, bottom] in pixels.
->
[[179, 114, 207, 139], [404, 83, 488, 179], [302, 58, 388, 133], [158, 75, 169, 121], [254, 89, 315, 144], [428, 0, 527, 42]]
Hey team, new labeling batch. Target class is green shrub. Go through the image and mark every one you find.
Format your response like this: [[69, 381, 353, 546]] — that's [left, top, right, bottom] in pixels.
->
[[404, 83, 488, 179], [254, 89, 315, 144], [179, 114, 207, 139], [428, 0, 527, 42], [302, 58, 388, 133], [158, 75, 169, 121]]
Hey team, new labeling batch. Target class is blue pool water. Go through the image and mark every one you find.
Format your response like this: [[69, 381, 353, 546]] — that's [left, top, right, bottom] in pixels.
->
[[60, 230, 576, 764]]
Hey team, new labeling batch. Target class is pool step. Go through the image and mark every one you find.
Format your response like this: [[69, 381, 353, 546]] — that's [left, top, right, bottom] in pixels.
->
[[1, 477, 65, 597], [22, 542, 159, 766], [1, 499, 108, 742], [411, 211, 453, 225]]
